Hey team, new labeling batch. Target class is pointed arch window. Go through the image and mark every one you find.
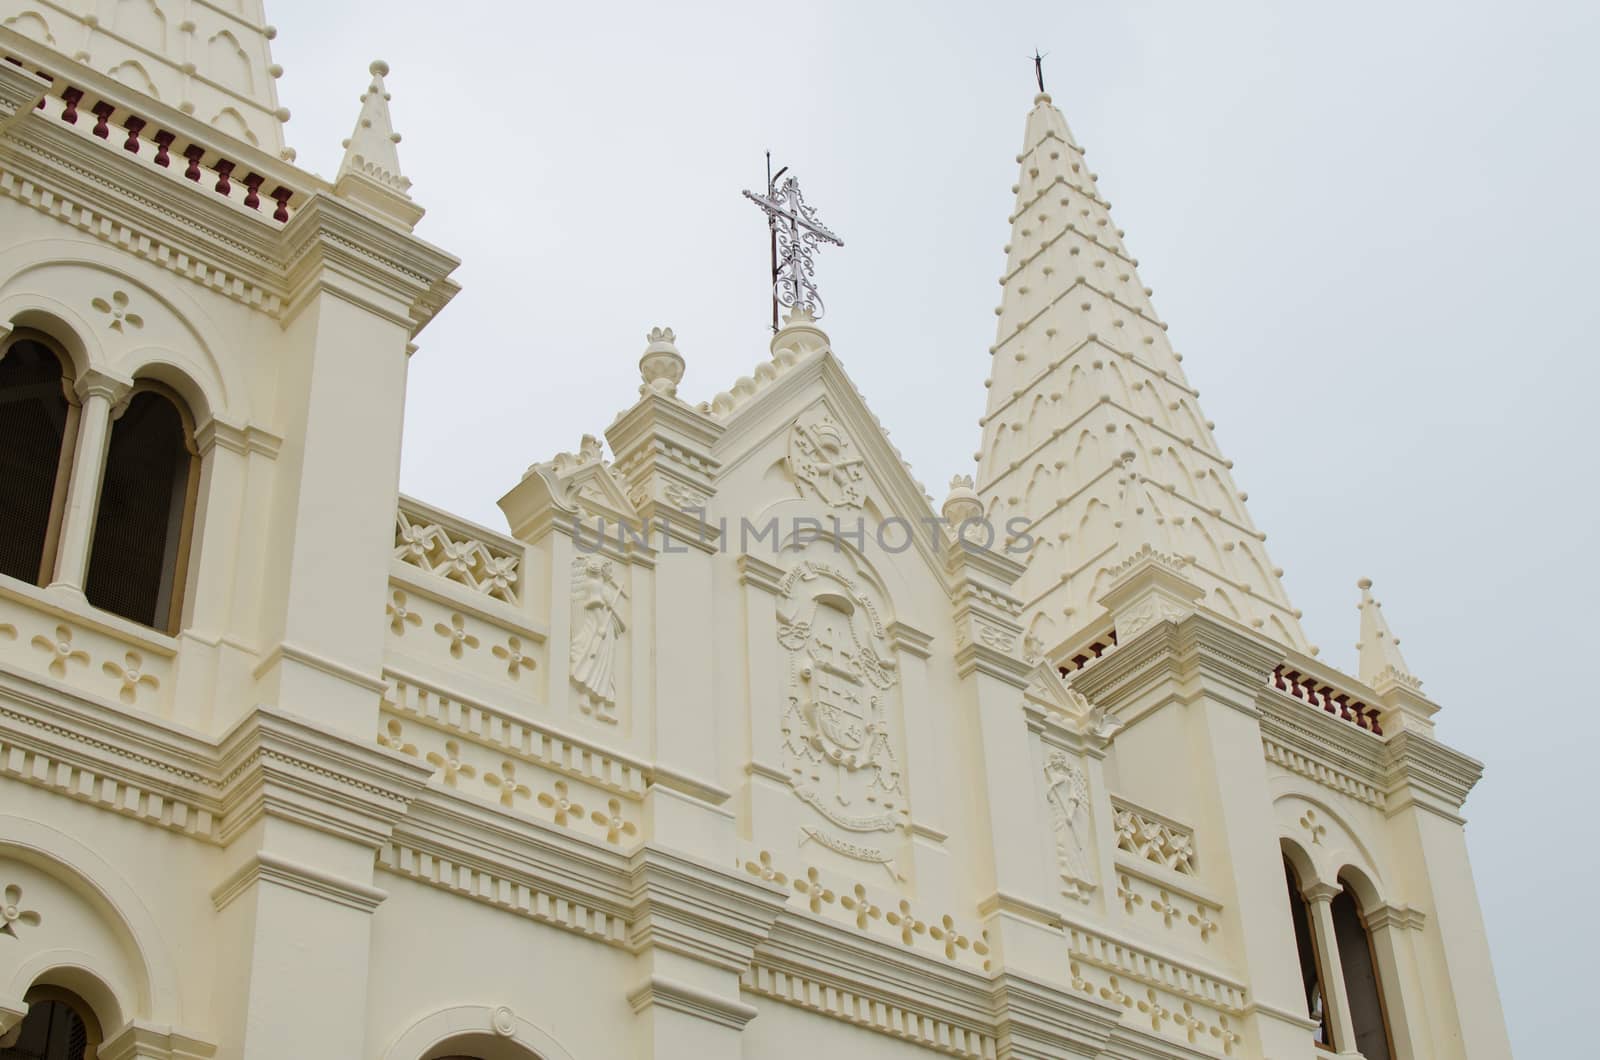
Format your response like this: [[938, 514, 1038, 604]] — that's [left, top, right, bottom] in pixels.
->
[[82, 384, 200, 633], [0, 335, 79, 587]]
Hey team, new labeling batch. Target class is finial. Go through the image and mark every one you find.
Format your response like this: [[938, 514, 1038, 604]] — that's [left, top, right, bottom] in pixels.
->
[[334, 58, 422, 228], [942, 475, 985, 545], [1356, 577, 1420, 691], [1031, 49, 1048, 94], [639, 326, 685, 397]]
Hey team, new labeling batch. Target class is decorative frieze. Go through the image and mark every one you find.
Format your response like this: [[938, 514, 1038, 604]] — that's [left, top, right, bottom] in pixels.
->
[[738, 848, 990, 974], [1065, 919, 1247, 1013]]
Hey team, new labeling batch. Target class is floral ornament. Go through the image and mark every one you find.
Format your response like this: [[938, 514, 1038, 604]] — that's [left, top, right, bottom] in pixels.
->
[[536, 781, 584, 826], [840, 883, 881, 930], [424, 740, 477, 787], [91, 290, 143, 332], [589, 799, 638, 845], [742, 850, 787, 886], [377, 719, 417, 756], [0, 884, 41, 938], [481, 555, 519, 599], [102, 651, 159, 705], [386, 591, 422, 636], [492, 636, 534, 679], [484, 761, 532, 808], [885, 899, 927, 946], [31, 625, 89, 678], [930, 914, 977, 960], [433, 613, 480, 658], [792, 867, 835, 914], [1137, 989, 1171, 1032], [1210, 1015, 1243, 1056]]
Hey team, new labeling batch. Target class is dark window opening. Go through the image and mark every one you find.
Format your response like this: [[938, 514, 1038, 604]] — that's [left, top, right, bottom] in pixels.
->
[[83, 388, 197, 632], [0, 339, 74, 586], [1333, 881, 1395, 1060], [0, 994, 97, 1060], [1284, 857, 1332, 1047]]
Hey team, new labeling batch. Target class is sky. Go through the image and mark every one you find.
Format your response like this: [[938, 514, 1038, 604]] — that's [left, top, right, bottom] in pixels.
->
[[270, 1, 1599, 1051]]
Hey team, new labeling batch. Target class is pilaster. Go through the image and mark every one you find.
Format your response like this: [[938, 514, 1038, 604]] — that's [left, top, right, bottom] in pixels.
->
[[209, 705, 429, 1060], [625, 845, 787, 1060]]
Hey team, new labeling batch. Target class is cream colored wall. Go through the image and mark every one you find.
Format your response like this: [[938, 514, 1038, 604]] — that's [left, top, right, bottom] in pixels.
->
[[0, 25, 1513, 1060]]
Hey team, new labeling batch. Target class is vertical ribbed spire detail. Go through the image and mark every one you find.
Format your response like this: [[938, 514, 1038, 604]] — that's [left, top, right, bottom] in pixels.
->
[[975, 93, 1308, 658]]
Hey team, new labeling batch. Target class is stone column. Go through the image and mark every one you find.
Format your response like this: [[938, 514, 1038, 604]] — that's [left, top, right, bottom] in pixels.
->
[[1303, 882, 1359, 1054], [1364, 905, 1430, 1060], [50, 368, 131, 593]]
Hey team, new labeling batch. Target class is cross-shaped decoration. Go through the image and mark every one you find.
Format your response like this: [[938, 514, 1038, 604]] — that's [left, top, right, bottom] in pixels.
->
[[744, 167, 843, 327]]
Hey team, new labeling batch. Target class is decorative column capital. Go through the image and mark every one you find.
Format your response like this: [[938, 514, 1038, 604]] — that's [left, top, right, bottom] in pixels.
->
[[1301, 880, 1343, 905], [74, 367, 134, 406]]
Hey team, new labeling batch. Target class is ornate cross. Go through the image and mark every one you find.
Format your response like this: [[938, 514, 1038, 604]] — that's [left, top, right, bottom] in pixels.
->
[[744, 170, 843, 326]]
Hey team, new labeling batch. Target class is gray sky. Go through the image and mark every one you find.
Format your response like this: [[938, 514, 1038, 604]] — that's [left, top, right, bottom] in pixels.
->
[[273, 1, 1597, 1050]]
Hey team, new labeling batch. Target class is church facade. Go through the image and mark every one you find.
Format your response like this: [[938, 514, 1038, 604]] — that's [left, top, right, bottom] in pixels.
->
[[0, 4, 1511, 1059]]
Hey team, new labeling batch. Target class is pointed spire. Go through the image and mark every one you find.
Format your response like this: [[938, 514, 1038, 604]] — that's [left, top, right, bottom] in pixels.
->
[[1356, 578, 1420, 690], [334, 61, 424, 229], [975, 91, 1307, 657]]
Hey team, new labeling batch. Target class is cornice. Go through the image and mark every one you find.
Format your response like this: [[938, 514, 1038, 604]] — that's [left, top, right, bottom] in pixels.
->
[[624, 843, 790, 972], [1258, 689, 1388, 809], [214, 704, 431, 847], [277, 195, 461, 336], [210, 849, 387, 914], [1381, 729, 1483, 819], [988, 970, 1122, 1059], [627, 975, 759, 1031], [0, 60, 48, 130]]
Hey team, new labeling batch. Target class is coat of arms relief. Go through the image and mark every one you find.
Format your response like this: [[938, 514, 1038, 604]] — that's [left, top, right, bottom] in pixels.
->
[[776, 560, 909, 874], [788, 409, 867, 509]]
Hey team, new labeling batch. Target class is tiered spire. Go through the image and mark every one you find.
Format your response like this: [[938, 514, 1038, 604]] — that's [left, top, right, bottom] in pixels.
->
[[335, 61, 422, 230], [0, 0, 291, 154], [975, 92, 1308, 658]]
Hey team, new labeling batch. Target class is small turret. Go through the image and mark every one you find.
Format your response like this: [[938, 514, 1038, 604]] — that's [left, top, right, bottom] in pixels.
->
[[335, 61, 423, 229]]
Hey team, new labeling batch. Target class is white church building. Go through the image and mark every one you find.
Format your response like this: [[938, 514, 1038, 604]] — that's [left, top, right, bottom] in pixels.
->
[[0, 3, 1511, 1058]]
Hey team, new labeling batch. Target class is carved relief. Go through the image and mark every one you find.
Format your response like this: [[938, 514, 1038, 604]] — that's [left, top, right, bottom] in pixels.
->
[[90, 290, 143, 332], [569, 557, 627, 724], [788, 409, 866, 508], [0, 884, 40, 938], [1044, 750, 1096, 900], [777, 561, 906, 856], [395, 503, 520, 603]]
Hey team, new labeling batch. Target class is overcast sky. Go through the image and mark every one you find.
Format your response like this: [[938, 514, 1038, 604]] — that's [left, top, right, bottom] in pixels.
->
[[272, 1, 1597, 1050]]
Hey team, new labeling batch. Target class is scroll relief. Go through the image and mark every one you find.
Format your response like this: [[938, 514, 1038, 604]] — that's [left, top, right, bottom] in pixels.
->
[[777, 561, 908, 874], [788, 409, 867, 509], [1044, 750, 1097, 901], [570, 557, 628, 724]]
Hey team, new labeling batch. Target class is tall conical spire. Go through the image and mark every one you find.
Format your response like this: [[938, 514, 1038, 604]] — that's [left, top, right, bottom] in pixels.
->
[[1356, 578, 1418, 689], [335, 60, 423, 230], [976, 91, 1308, 657], [0, 0, 291, 154]]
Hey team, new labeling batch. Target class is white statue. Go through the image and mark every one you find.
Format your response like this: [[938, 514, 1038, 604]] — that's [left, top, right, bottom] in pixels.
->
[[570, 557, 627, 723], [1044, 750, 1095, 900]]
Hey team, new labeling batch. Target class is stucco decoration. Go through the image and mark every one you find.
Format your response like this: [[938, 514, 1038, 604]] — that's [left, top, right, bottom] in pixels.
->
[[570, 556, 628, 723], [1044, 750, 1096, 901], [777, 560, 907, 859], [788, 408, 866, 509]]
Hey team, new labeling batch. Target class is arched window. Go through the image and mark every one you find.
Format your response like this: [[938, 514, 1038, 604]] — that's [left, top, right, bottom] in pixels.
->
[[1333, 877, 1394, 1060], [82, 385, 199, 633], [0, 336, 79, 587], [0, 986, 102, 1060], [1283, 856, 1332, 1047]]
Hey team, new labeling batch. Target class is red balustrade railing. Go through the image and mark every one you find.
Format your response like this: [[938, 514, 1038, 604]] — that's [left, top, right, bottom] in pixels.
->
[[1271, 665, 1383, 735], [3, 55, 297, 223], [1058, 628, 1119, 677]]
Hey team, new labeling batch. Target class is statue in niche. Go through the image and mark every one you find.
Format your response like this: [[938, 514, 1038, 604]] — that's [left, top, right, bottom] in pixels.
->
[[1044, 749, 1096, 901], [570, 557, 627, 723], [777, 561, 905, 837]]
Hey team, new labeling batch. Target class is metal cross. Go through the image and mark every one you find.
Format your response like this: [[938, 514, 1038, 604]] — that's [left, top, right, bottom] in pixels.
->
[[744, 166, 843, 328], [1032, 49, 1048, 93]]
